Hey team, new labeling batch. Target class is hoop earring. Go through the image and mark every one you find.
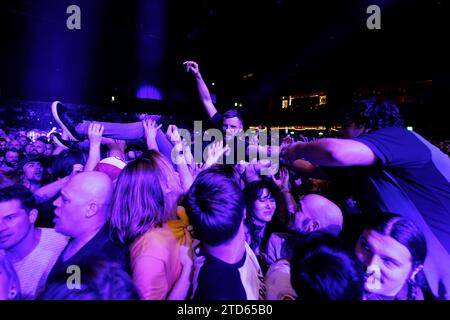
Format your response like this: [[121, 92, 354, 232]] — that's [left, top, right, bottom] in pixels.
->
[[8, 288, 17, 300]]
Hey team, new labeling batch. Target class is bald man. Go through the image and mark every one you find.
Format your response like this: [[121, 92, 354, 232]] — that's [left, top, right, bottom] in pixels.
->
[[41, 172, 129, 296], [265, 194, 343, 266]]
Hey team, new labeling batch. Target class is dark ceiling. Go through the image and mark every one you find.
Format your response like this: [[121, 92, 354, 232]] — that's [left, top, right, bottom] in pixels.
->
[[0, 0, 442, 126]]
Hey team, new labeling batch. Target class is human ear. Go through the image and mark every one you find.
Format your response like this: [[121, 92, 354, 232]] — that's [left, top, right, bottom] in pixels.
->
[[86, 202, 98, 217], [410, 265, 424, 282], [28, 209, 38, 224]]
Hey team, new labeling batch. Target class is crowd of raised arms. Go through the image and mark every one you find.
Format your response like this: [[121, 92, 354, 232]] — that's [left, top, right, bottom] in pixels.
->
[[1, 62, 449, 301]]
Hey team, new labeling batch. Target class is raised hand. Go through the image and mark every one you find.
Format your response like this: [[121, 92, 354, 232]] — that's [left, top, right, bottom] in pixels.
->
[[205, 141, 230, 167], [142, 118, 162, 151], [143, 118, 162, 141], [166, 125, 182, 145], [87, 122, 104, 145], [272, 166, 291, 192], [183, 61, 200, 77]]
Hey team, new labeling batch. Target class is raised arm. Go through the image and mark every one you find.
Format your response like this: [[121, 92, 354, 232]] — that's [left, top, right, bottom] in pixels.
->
[[283, 138, 377, 167], [289, 159, 330, 180], [84, 123, 104, 172], [166, 125, 194, 193], [34, 164, 83, 204], [183, 61, 218, 119], [143, 118, 162, 152]]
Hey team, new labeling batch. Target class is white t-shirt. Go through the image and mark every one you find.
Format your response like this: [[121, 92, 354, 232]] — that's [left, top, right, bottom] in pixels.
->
[[12, 228, 68, 299], [265, 259, 297, 300]]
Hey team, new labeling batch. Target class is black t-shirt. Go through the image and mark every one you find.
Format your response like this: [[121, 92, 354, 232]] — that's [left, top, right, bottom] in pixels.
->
[[44, 224, 130, 287], [353, 127, 450, 253], [193, 250, 247, 300]]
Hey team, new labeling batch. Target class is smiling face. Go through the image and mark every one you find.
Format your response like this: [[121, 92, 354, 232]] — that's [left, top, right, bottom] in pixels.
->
[[0, 200, 36, 251], [252, 188, 276, 224], [355, 229, 417, 297]]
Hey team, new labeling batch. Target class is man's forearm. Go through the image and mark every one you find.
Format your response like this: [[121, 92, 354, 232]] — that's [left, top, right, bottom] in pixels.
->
[[289, 139, 377, 167], [34, 177, 69, 203], [195, 74, 217, 119], [85, 143, 101, 172]]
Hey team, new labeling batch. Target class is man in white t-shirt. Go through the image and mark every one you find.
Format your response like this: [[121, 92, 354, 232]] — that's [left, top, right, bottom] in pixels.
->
[[0, 185, 67, 299]]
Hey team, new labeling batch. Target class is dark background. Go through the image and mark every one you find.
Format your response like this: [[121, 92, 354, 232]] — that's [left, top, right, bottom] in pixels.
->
[[0, 0, 446, 136]]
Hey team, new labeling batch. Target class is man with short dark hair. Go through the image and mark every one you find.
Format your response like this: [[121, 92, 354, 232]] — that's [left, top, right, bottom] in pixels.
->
[[0, 138, 7, 151], [18, 156, 45, 192], [29, 140, 46, 156], [0, 150, 19, 173], [0, 185, 68, 299], [185, 169, 265, 300]]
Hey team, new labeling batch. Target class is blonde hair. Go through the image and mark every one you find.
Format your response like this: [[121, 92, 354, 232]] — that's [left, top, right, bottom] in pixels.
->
[[109, 151, 182, 244]]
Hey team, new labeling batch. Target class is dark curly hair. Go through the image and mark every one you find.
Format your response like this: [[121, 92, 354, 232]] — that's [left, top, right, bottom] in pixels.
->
[[344, 98, 404, 133], [244, 179, 280, 252]]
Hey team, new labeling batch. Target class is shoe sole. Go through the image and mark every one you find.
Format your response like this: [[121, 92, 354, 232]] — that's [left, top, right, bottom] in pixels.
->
[[51, 101, 79, 142]]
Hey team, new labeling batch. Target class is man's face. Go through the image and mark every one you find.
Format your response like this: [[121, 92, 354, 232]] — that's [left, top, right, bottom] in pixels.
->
[[24, 145, 32, 155], [44, 144, 53, 156], [18, 136, 28, 147], [53, 182, 87, 237], [23, 161, 43, 183], [355, 229, 415, 297], [30, 141, 46, 155], [8, 141, 21, 152], [222, 117, 243, 139], [5, 151, 19, 168], [288, 196, 313, 233], [0, 200, 36, 251]]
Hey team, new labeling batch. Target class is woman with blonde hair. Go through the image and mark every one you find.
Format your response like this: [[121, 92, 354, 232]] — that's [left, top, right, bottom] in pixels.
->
[[109, 150, 192, 300]]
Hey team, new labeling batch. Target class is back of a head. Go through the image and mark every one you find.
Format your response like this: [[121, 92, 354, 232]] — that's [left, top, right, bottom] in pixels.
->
[[38, 260, 139, 300], [110, 152, 181, 244], [0, 184, 36, 212], [52, 149, 87, 180], [345, 98, 404, 132], [204, 164, 242, 189], [290, 231, 365, 300], [185, 168, 245, 246]]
